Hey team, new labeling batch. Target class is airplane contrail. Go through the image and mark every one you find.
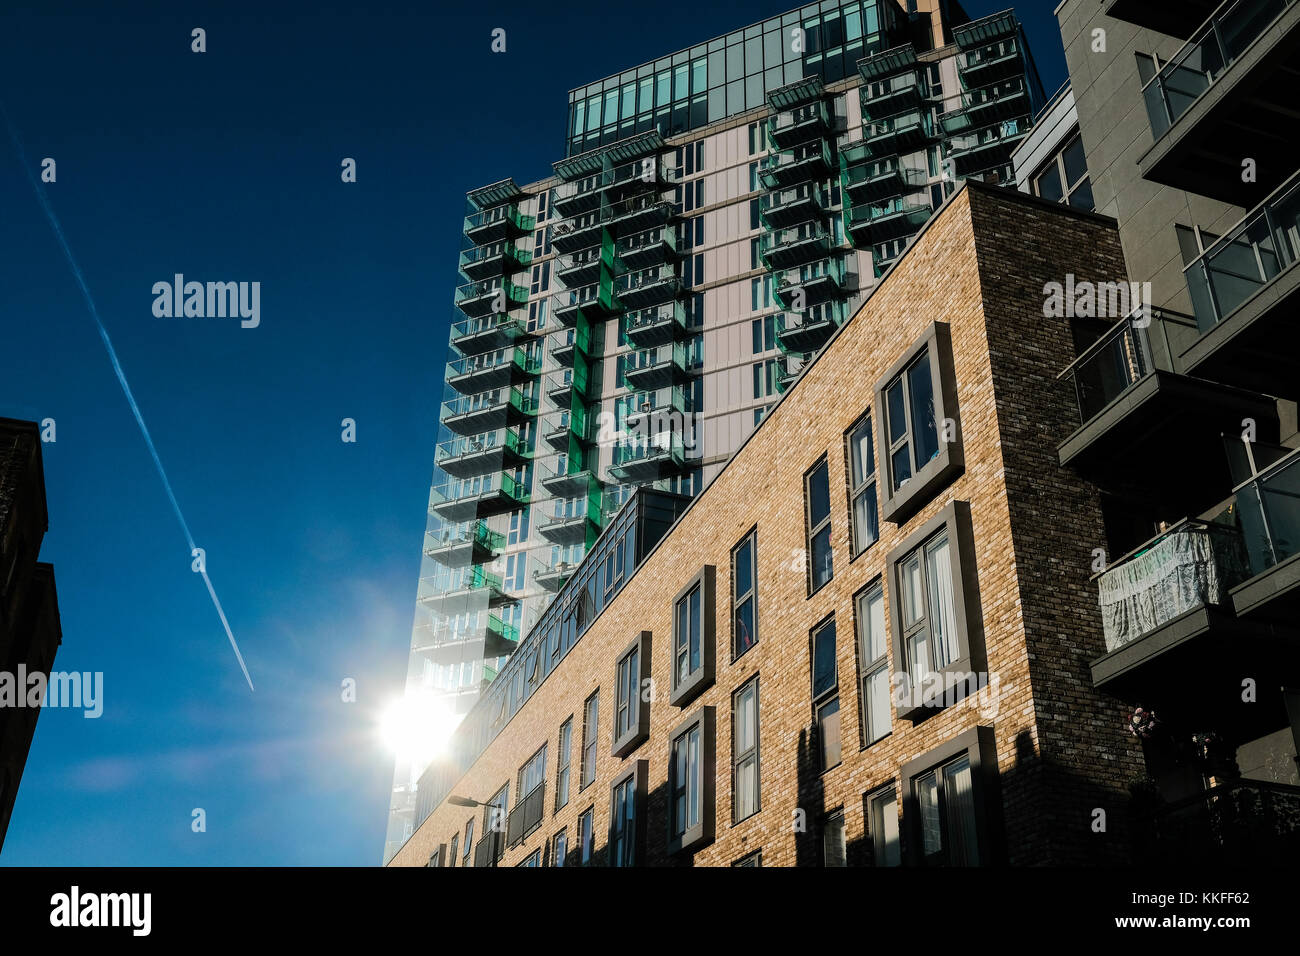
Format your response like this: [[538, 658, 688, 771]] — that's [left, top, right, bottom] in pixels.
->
[[2, 100, 255, 692]]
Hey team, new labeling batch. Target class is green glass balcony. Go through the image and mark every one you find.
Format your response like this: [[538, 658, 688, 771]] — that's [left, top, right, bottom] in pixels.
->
[[552, 276, 620, 326], [958, 37, 1023, 89], [846, 197, 933, 246], [423, 519, 504, 567], [435, 427, 531, 479], [454, 279, 528, 320], [947, 118, 1030, 176], [759, 140, 833, 190], [543, 407, 589, 451], [533, 560, 576, 592], [760, 183, 827, 230], [450, 312, 527, 355], [760, 222, 832, 271], [842, 150, 929, 205], [773, 259, 845, 312], [617, 228, 679, 270], [538, 501, 599, 545], [938, 77, 1028, 135], [774, 353, 807, 393], [459, 241, 532, 283], [863, 109, 934, 157], [484, 613, 520, 657], [859, 69, 926, 122], [551, 324, 591, 366], [447, 347, 539, 395], [429, 471, 530, 522], [623, 342, 687, 391], [540, 461, 598, 497], [464, 203, 534, 246], [767, 101, 831, 151], [547, 367, 589, 407], [417, 564, 509, 610], [442, 386, 538, 436], [616, 267, 683, 310], [609, 434, 686, 482], [556, 246, 610, 289], [776, 301, 846, 354], [624, 301, 687, 348], [609, 197, 676, 236], [550, 217, 607, 255], [553, 158, 673, 218]]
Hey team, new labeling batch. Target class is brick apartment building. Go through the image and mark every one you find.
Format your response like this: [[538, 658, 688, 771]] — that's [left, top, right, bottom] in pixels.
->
[[389, 182, 1152, 868], [0, 418, 62, 853]]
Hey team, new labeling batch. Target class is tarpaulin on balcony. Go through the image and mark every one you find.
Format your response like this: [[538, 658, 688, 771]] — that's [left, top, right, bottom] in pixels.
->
[[1098, 528, 1246, 653]]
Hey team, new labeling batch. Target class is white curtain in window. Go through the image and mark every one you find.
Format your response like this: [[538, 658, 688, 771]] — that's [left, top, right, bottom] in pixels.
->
[[927, 534, 959, 668], [943, 756, 978, 866], [867, 667, 891, 742]]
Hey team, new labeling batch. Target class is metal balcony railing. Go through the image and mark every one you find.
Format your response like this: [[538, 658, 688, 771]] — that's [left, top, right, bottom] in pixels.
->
[[1234, 447, 1300, 577]]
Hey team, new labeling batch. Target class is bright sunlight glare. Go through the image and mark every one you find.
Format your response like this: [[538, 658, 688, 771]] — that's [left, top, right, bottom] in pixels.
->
[[379, 691, 459, 769]]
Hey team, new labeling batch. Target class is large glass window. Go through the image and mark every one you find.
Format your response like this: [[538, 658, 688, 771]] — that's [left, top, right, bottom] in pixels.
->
[[732, 679, 759, 822], [898, 529, 958, 681], [675, 583, 702, 686], [915, 754, 979, 866], [868, 786, 901, 866], [847, 413, 879, 555], [580, 691, 599, 790], [610, 773, 638, 867], [732, 530, 757, 658], [556, 718, 572, 811], [805, 458, 834, 593], [616, 645, 639, 740], [885, 348, 939, 493], [578, 807, 594, 865], [856, 583, 891, 745], [670, 723, 702, 839], [823, 809, 846, 867], [810, 617, 841, 771]]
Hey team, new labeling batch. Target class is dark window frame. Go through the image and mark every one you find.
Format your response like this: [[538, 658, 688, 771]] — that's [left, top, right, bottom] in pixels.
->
[[612, 631, 653, 757], [608, 760, 648, 868], [731, 527, 759, 661], [577, 805, 595, 866], [731, 676, 760, 824], [804, 455, 835, 596], [551, 828, 568, 867], [556, 715, 573, 812], [821, 807, 847, 867], [670, 565, 716, 707], [844, 410, 880, 559], [580, 690, 600, 791], [864, 782, 901, 867], [872, 322, 963, 524], [732, 849, 762, 866], [809, 613, 842, 773], [853, 578, 892, 748], [667, 705, 717, 855], [885, 500, 984, 723], [899, 726, 1000, 866]]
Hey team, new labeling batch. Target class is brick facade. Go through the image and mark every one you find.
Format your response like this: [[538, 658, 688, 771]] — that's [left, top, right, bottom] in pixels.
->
[[389, 183, 1145, 868]]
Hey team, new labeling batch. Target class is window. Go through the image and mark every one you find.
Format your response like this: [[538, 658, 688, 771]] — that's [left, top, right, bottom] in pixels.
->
[[517, 850, 542, 867], [1032, 130, 1093, 212], [732, 679, 759, 822], [556, 718, 573, 811], [733, 850, 762, 867], [670, 566, 715, 706], [463, 819, 474, 865], [609, 761, 646, 867], [426, 846, 442, 868], [899, 529, 957, 683], [731, 530, 757, 659], [811, 616, 841, 771], [856, 583, 891, 746], [514, 746, 546, 842], [752, 358, 778, 398], [580, 691, 599, 789], [822, 810, 846, 867], [552, 829, 568, 867], [804, 458, 834, 594], [448, 834, 458, 867], [612, 631, 652, 757], [751, 314, 776, 353], [867, 785, 901, 866], [873, 323, 962, 523], [918, 755, 977, 866], [577, 806, 595, 865], [668, 707, 716, 854], [846, 413, 879, 556], [486, 784, 508, 863]]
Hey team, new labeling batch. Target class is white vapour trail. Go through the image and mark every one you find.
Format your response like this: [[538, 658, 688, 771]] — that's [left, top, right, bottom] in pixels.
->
[[2, 102, 255, 692]]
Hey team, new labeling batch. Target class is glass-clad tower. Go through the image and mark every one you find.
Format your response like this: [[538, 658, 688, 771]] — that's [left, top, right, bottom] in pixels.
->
[[386, 0, 1045, 862]]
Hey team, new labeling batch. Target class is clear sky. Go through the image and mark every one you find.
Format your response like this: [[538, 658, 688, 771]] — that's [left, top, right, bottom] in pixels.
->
[[0, 0, 1065, 865]]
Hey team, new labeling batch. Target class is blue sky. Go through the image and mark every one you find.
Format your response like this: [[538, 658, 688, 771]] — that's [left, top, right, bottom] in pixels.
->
[[0, 0, 1064, 865]]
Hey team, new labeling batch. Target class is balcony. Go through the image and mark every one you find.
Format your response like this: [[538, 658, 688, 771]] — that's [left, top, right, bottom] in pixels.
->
[[552, 158, 673, 219], [773, 259, 846, 312], [442, 387, 537, 437], [484, 613, 520, 658], [759, 184, 827, 230], [459, 241, 532, 282], [1104, 0, 1221, 39], [958, 37, 1024, 89], [1140, 779, 1300, 866], [767, 100, 831, 151], [543, 408, 589, 451], [776, 302, 844, 354], [435, 428, 531, 478], [1138, 0, 1300, 206], [447, 347, 538, 395], [775, 354, 806, 392], [556, 244, 612, 289], [859, 69, 926, 122], [423, 520, 503, 566], [429, 472, 530, 522], [418, 565, 509, 611], [609, 197, 676, 236], [454, 279, 528, 320], [540, 462, 597, 497], [464, 203, 533, 246], [616, 268, 683, 310], [505, 783, 547, 847], [862, 109, 934, 157], [1089, 519, 1254, 690], [616, 228, 679, 270], [1174, 169, 1300, 397], [759, 140, 833, 190], [547, 369, 587, 407], [946, 118, 1030, 177], [624, 301, 687, 348], [938, 77, 1029, 135], [550, 217, 607, 255], [533, 561, 575, 591], [538, 505, 597, 545], [450, 312, 527, 355], [609, 434, 685, 481], [550, 325, 591, 366], [1056, 309, 1277, 512], [1228, 447, 1300, 621], [552, 278, 620, 327], [759, 222, 832, 271], [623, 343, 687, 391], [846, 197, 932, 246], [841, 149, 928, 205]]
